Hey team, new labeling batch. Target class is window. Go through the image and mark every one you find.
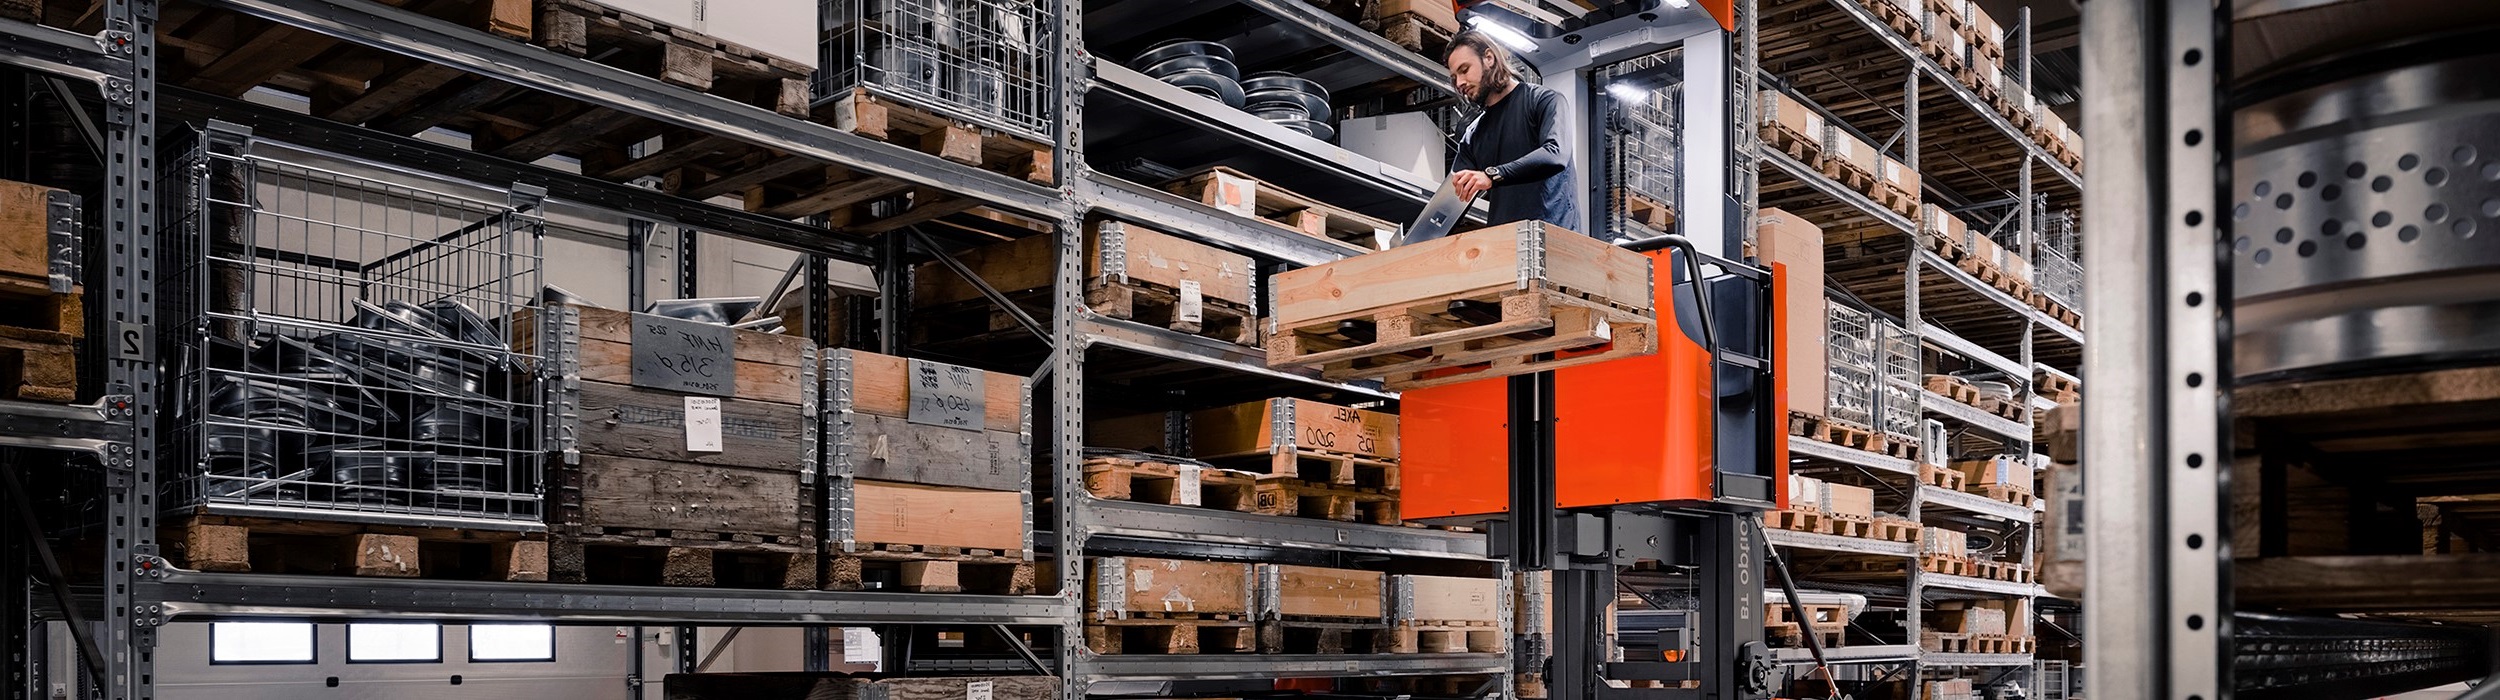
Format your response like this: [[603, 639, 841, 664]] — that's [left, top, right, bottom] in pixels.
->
[[468, 624, 556, 662], [347, 623, 441, 663], [209, 622, 315, 664]]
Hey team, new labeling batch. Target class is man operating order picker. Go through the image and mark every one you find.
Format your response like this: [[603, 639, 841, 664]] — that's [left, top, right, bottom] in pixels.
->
[[1432, 29, 1579, 237]]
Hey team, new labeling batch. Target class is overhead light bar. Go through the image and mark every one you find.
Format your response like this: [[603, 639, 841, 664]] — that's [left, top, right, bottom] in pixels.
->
[[1464, 15, 1539, 53], [1606, 82, 1652, 104], [1662, 0, 1691, 8]]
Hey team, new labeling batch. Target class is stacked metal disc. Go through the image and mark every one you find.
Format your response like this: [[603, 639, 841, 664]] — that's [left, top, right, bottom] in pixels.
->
[[1132, 39, 1244, 109], [1244, 72, 1334, 141]]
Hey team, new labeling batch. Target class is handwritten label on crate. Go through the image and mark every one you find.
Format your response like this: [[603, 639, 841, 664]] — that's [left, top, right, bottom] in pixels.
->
[[630, 312, 736, 397], [906, 358, 987, 431], [684, 396, 723, 452]]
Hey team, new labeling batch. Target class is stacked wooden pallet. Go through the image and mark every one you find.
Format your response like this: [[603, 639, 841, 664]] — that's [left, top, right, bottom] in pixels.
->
[[0, 178, 79, 403], [1766, 475, 1920, 543], [1788, 410, 1916, 461], [1950, 455, 2038, 506], [1360, 0, 1459, 57], [1923, 374, 2025, 420], [1086, 396, 1404, 525], [913, 219, 1262, 349], [1266, 222, 1658, 390], [1166, 166, 1399, 249], [1764, 602, 1848, 648]]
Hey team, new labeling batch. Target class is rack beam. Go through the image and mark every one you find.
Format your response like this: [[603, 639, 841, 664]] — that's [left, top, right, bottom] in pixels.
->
[[138, 569, 1073, 625]]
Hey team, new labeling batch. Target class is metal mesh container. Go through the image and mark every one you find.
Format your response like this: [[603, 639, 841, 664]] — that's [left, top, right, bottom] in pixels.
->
[[2035, 208, 2084, 307], [1826, 303, 1876, 428], [1876, 320, 1922, 441], [819, 0, 1055, 141], [158, 124, 546, 528]]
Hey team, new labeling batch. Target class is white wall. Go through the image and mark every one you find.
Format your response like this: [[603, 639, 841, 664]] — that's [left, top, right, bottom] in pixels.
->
[[133, 623, 839, 700]]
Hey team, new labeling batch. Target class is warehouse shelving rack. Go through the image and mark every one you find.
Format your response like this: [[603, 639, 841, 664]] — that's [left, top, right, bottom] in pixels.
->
[[1747, 0, 2078, 695], [0, 0, 1525, 698]]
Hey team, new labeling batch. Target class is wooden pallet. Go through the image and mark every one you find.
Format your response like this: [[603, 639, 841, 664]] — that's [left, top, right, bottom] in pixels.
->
[[1760, 121, 1825, 168], [534, 0, 808, 115], [1087, 280, 1262, 347], [1971, 482, 2035, 508], [1919, 630, 1971, 653], [1976, 395, 2024, 420], [1200, 446, 1400, 490], [1815, 418, 1890, 454], [1370, 12, 1454, 57], [1270, 285, 1656, 391], [1879, 434, 1921, 462], [1766, 621, 1847, 649], [1921, 229, 1969, 263], [1820, 156, 1876, 193], [0, 277, 76, 402], [1919, 465, 1968, 491], [552, 531, 816, 589], [1860, 0, 1921, 36], [823, 543, 1036, 594], [1764, 509, 1830, 534], [2033, 372, 2080, 398], [818, 86, 1055, 187], [1260, 617, 1398, 655], [1613, 187, 1677, 229], [1086, 613, 1257, 654], [1250, 476, 1401, 525], [1870, 517, 1923, 543], [1828, 513, 1873, 538], [1081, 455, 1262, 513], [1920, 553, 1973, 577], [1166, 166, 1398, 247], [166, 513, 547, 581], [1767, 602, 1848, 627], [1872, 180, 1919, 217], [1386, 620, 1505, 654], [1924, 374, 1983, 404]]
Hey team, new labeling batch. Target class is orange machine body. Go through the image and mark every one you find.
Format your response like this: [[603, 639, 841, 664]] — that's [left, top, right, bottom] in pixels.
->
[[1399, 251, 1790, 520]]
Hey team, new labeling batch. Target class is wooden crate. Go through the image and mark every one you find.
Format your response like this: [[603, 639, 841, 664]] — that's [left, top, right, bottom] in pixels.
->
[[0, 179, 79, 402], [912, 220, 1260, 346], [1757, 89, 1827, 166], [1090, 556, 1253, 619], [663, 673, 1058, 700], [1267, 222, 1657, 390], [1262, 564, 1386, 620], [1390, 574, 1506, 653], [1164, 166, 1398, 247], [533, 0, 810, 115], [1188, 397, 1399, 485], [825, 349, 1027, 492], [515, 302, 819, 587]]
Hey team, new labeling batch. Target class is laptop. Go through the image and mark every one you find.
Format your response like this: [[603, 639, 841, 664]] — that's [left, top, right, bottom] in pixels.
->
[[1393, 178, 1476, 247]]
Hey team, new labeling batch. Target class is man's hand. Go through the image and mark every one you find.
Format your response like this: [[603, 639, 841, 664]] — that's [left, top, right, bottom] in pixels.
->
[[1450, 169, 1493, 200]]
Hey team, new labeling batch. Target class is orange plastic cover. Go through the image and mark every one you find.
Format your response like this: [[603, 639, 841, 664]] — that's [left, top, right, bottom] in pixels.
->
[[1399, 252, 1788, 519]]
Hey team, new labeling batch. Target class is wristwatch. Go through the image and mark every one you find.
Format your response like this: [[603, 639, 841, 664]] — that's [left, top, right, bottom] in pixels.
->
[[1485, 165, 1506, 184]]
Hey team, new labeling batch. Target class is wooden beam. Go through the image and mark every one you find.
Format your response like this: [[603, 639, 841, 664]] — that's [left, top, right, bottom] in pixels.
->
[[753, 174, 912, 219], [374, 78, 517, 136], [2237, 554, 2500, 612], [596, 134, 734, 182], [490, 106, 639, 163], [674, 155, 816, 202], [185, 19, 344, 97], [848, 190, 981, 234], [317, 61, 464, 125]]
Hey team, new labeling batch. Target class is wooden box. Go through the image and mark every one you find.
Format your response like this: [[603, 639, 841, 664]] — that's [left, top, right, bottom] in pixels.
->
[[844, 479, 1027, 552], [1088, 556, 1253, 618], [1261, 564, 1385, 620], [663, 673, 1057, 700], [1190, 397, 1399, 479], [518, 303, 818, 552], [1372, 0, 1458, 32], [825, 349, 1027, 493], [1757, 90, 1826, 156], [1267, 221, 1656, 390], [1820, 125, 1880, 179], [1393, 574, 1501, 623], [912, 220, 1259, 345], [0, 178, 80, 402], [1823, 482, 1875, 519]]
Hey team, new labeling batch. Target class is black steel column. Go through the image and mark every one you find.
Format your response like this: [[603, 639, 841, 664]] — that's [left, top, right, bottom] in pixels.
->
[[1552, 566, 1610, 700], [1508, 370, 1558, 571], [1697, 513, 1769, 700], [674, 227, 699, 299]]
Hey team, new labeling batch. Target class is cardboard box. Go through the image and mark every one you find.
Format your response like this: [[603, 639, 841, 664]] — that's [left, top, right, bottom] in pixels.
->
[[1787, 474, 1827, 513], [1758, 90, 1826, 143], [1964, 0, 2005, 48], [1953, 455, 2034, 488], [1922, 527, 1968, 557], [1877, 155, 1921, 197], [1824, 482, 1875, 519], [1758, 208, 1827, 417], [1920, 203, 1969, 242], [1821, 126, 1880, 175]]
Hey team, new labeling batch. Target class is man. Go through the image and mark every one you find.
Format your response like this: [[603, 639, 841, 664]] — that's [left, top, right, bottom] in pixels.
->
[[1442, 30, 1577, 233]]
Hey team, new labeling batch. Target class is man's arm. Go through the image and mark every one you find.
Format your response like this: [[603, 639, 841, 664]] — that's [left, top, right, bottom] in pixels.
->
[[1483, 90, 1568, 184]]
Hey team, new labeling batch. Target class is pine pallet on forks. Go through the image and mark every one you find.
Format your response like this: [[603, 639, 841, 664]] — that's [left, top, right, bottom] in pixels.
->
[[165, 513, 548, 582]]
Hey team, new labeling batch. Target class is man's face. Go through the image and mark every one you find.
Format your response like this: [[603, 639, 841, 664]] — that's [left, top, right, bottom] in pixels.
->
[[1447, 48, 1495, 106]]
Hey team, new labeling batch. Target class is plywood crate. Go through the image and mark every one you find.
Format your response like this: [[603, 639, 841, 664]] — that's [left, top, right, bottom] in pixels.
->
[[822, 349, 1032, 586], [0, 178, 80, 402], [1189, 397, 1399, 486], [1758, 208, 1825, 417], [1261, 564, 1387, 620], [1267, 221, 1656, 390], [516, 302, 818, 587], [1874, 155, 1921, 216], [1819, 124, 1880, 188], [1757, 90, 1827, 163], [1390, 574, 1505, 653], [912, 220, 1259, 346], [662, 673, 1058, 700]]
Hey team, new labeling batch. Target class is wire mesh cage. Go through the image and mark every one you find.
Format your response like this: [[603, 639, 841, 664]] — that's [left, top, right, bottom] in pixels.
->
[[2035, 208, 2084, 307], [1876, 320, 1922, 442], [158, 124, 547, 528], [819, 0, 1055, 142], [1826, 303, 1876, 429], [1599, 48, 1682, 241]]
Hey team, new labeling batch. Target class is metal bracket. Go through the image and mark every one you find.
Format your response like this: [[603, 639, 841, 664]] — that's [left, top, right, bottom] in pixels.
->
[[798, 346, 819, 486], [1268, 398, 1297, 453], [1091, 556, 1126, 619], [1516, 220, 1548, 289], [1255, 563, 1282, 620], [43, 186, 81, 294], [1096, 220, 1128, 284], [824, 350, 858, 552], [546, 304, 583, 464]]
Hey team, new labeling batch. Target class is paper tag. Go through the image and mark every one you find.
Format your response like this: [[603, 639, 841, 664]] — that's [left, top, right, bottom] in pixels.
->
[[966, 680, 993, 700], [1176, 464, 1203, 506], [1593, 319, 1613, 341], [684, 397, 723, 452], [842, 628, 882, 664], [1177, 280, 1204, 324]]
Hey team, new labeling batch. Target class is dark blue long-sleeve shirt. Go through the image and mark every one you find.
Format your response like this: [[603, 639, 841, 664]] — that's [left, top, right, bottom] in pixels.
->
[[1452, 82, 1577, 230]]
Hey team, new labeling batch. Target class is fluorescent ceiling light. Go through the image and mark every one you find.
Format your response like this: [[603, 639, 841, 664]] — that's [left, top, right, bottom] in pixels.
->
[[1663, 0, 1691, 8], [1465, 15, 1539, 53], [1607, 83, 1651, 104]]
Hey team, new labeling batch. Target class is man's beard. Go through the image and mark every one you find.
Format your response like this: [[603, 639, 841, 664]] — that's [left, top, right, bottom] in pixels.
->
[[1467, 75, 1511, 106]]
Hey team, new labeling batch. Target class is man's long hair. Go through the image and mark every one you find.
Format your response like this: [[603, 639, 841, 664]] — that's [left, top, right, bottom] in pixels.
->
[[1447, 30, 1517, 93]]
